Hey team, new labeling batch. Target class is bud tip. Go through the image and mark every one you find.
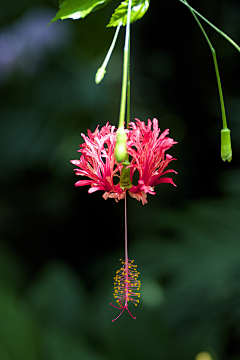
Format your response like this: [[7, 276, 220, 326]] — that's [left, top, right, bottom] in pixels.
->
[[95, 67, 106, 84]]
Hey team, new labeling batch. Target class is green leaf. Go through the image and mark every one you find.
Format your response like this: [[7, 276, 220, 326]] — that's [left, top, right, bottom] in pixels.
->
[[59, 0, 66, 7], [107, 0, 150, 27], [92, 0, 112, 13], [50, 0, 113, 23]]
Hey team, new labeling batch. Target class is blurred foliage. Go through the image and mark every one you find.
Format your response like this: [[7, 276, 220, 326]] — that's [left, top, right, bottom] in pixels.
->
[[1, 0, 240, 359], [50, 0, 150, 27]]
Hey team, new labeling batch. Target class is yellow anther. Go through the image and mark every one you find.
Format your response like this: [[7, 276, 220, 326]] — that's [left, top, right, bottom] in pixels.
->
[[112, 259, 141, 309]]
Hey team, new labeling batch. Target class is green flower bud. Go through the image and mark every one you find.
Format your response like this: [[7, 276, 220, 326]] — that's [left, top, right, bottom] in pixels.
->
[[221, 128, 232, 162], [95, 67, 106, 84], [115, 127, 126, 162]]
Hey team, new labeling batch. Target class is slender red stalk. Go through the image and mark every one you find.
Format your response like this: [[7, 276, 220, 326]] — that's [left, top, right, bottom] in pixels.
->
[[125, 194, 129, 301], [110, 195, 141, 322]]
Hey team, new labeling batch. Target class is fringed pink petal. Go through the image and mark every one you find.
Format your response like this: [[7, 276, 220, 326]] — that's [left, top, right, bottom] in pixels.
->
[[129, 191, 148, 205], [88, 186, 103, 193], [71, 122, 124, 200], [153, 177, 177, 187], [103, 191, 111, 200], [75, 180, 94, 187], [126, 118, 177, 202]]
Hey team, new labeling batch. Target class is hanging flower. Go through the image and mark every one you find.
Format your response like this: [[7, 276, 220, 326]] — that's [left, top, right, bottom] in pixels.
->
[[71, 118, 177, 204]]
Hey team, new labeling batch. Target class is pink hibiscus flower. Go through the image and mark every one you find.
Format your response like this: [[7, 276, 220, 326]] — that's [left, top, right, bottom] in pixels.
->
[[70, 118, 177, 204]]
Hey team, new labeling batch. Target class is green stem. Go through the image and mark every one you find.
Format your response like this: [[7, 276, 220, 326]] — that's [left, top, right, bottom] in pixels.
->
[[95, 24, 121, 84], [102, 24, 121, 70], [212, 50, 227, 129], [182, 0, 227, 129], [126, 37, 131, 129], [179, 0, 240, 53], [118, 0, 132, 129], [124, 37, 131, 162]]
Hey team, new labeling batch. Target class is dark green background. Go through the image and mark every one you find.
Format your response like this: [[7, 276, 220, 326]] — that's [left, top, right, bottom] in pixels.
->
[[1, 0, 240, 359]]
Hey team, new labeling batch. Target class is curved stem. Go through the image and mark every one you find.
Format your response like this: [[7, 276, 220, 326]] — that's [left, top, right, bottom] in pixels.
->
[[102, 24, 121, 70], [179, 0, 240, 53], [95, 24, 121, 84], [212, 50, 227, 129], [182, 0, 227, 129]]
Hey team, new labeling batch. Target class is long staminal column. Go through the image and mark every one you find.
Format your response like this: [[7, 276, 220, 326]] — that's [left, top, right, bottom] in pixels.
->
[[110, 195, 141, 322]]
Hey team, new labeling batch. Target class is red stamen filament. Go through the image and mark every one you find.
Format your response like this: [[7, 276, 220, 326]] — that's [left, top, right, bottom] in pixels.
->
[[110, 196, 141, 322]]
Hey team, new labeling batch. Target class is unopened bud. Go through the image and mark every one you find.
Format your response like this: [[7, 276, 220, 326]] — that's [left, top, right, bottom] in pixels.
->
[[115, 127, 126, 162], [221, 128, 232, 162], [95, 67, 106, 84]]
